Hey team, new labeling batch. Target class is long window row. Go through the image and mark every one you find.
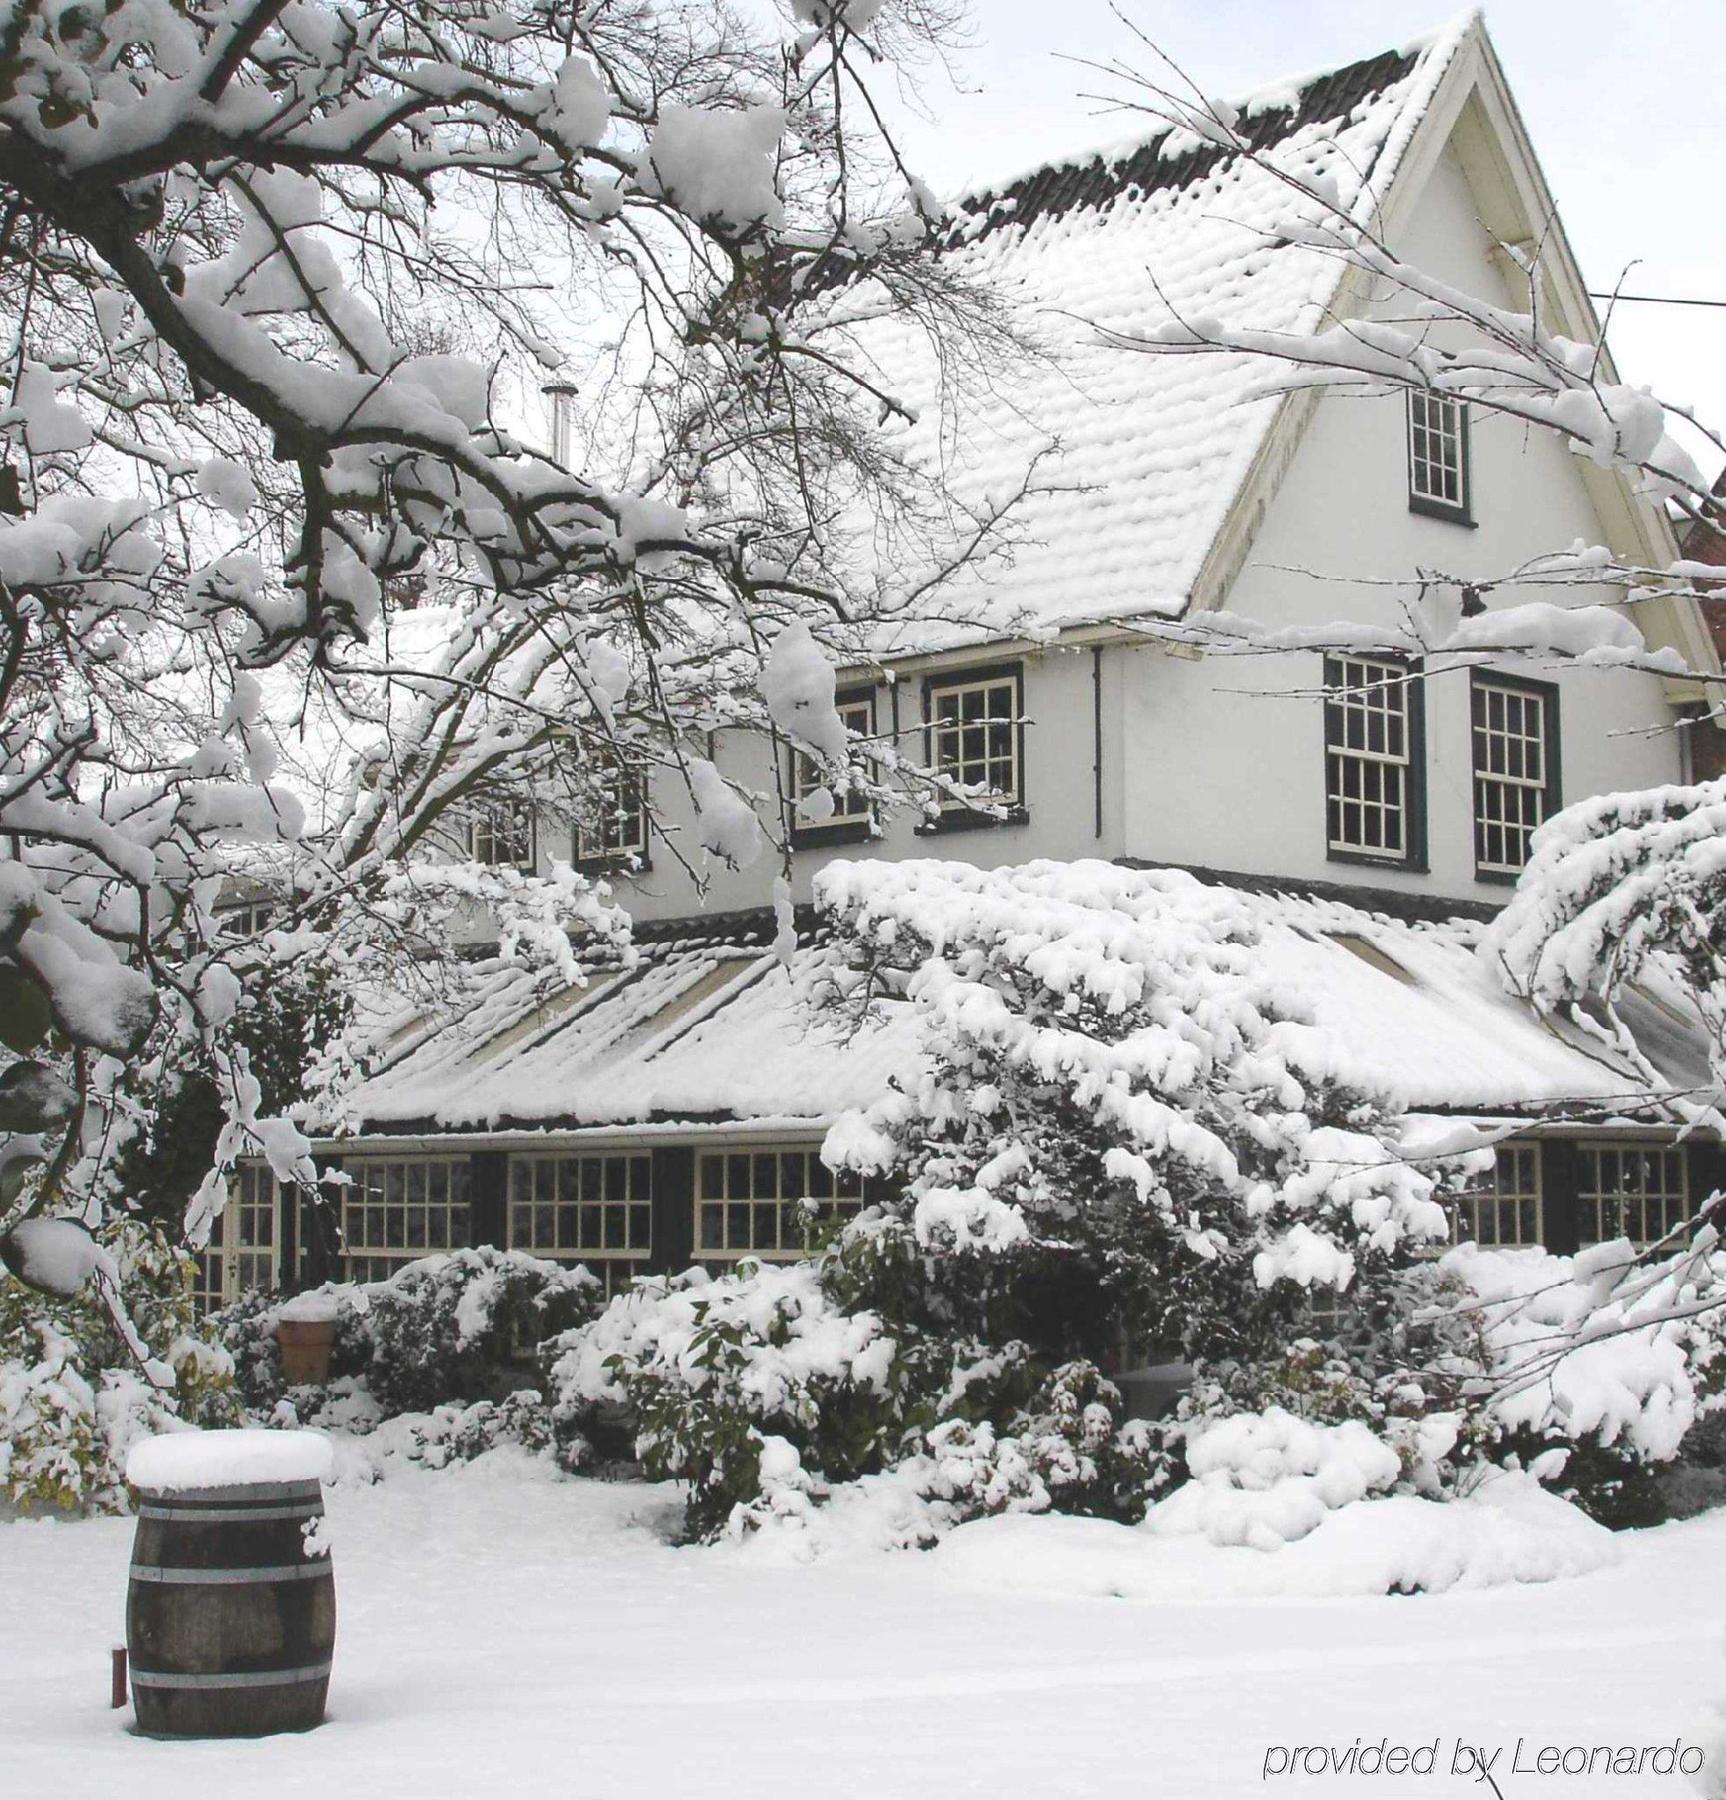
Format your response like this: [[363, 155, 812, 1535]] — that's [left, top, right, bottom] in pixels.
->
[[196, 1138, 1704, 1311], [1324, 657, 1560, 879]]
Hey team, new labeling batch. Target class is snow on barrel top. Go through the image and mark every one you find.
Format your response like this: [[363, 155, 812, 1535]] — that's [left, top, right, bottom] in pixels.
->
[[126, 1430, 334, 1493]]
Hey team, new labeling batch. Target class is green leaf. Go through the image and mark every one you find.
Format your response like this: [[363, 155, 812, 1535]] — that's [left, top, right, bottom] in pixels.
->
[[0, 965, 51, 1055], [0, 1061, 77, 1132]]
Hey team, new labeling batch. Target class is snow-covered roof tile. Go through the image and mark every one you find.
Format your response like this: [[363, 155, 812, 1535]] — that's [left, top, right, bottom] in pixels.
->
[[321, 859, 1702, 1143], [862, 25, 1471, 653]]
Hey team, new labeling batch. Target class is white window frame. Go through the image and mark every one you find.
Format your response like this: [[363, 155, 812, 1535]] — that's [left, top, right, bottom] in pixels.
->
[[196, 1165, 280, 1311], [1407, 390, 1469, 518], [1323, 655, 1419, 865], [696, 1146, 863, 1262], [342, 1156, 473, 1281], [1579, 1143, 1689, 1248], [467, 801, 536, 870], [573, 763, 648, 865], [1472, 674, 1557, 877], [790, 691, 874, 831], [507, 1151, 653, 1297], [1454, 1142, 1543, 1247], [927, 669, 1023, 813]]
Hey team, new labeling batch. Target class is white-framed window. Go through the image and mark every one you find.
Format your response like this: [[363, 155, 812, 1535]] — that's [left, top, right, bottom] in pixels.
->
[[1579, 1144, 1689, 1248], [195, 1164, 280, 1311], [1323, 655, 1421, 865], [1407, 390, 1469, 519], [507, 1151, 652, 1297], [343, 1157, 472, 1282], [1472, 674, 1558, 876], [927, 668, 1023, 812], [467, 801, 536, 870], [790, 691, 874, 832], [217, 899, 277, 937], [1454, 1142, 1542, 1247], [573, 763, 648, 864], [697, 1147, 864, 1261]]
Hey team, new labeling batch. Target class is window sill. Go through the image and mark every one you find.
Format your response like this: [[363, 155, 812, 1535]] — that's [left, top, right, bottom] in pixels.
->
[[1408, 497, 1477, 528], [573, 853, 652, 877], [915, 804, 1029, 837], [1473, 866, 1522, 887], [790, 818, 875, 850], [1325, 846, 1428, 875]]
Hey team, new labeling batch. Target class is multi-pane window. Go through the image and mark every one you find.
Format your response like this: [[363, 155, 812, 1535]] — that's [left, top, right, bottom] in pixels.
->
[[194, 1165, 279, 1311], [790, 692, 874, 831], [1454, 1143, 1542, 1247], [573, 764, 648, 864], [507, 1152, 652, 1296], [343, 1157, 472, 1282], [217, 899, 276, 937], [1408, 390, 1469, 518], [927, 670, 1023, 813], [1579, 1144, 1689, 1248], [1324, 656, 1419, 864], [1472, 676, 1558, 876], [697, 1147, 864, 1261], [467, 801, 536, 869]]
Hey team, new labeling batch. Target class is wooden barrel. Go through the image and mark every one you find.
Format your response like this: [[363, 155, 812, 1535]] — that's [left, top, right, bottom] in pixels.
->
[[126, 1474, 336, 1736]]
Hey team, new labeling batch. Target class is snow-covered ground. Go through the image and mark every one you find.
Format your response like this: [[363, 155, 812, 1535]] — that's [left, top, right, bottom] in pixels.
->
[[6, 1454, 1725, 1799]]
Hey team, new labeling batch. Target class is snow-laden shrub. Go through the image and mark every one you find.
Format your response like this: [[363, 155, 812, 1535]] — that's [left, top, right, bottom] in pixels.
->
[[550, 1227, 1169, 1540], [0, 1224, 240, 1513], [377, 1390, 586, 1473], [211, 1248, 603, 1423], [1441, 1240, 1726, 1527], [365, 1247, 602, 1414], [1147, 1405, 1457, 1554]]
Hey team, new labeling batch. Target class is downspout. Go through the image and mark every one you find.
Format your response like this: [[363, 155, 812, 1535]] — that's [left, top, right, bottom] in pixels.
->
[[1092, 646, 1104, 840]]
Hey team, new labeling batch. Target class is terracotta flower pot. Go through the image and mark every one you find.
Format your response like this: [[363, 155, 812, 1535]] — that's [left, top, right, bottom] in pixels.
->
[[276, 1315, 338, 1386]]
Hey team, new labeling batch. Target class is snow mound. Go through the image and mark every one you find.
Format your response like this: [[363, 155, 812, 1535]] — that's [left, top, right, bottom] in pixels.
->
[[932, 1471, 1618, 1601], [126, 1428, 333, 1492]]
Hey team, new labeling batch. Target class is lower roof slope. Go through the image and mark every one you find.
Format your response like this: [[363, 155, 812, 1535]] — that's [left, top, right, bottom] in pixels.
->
[[319, 866, 1704, 1143]]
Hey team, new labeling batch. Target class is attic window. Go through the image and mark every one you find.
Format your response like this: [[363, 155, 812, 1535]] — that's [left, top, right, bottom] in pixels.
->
[[1407, 391, 1471, 523], [1324, 932, 1417, 986]]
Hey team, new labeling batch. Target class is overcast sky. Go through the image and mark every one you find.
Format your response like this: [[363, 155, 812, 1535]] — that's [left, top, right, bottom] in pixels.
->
[[873, 1, 1725, 476]]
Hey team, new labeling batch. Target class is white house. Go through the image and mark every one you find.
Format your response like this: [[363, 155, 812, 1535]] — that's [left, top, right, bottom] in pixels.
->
[[202, 17, 1725, 1311]]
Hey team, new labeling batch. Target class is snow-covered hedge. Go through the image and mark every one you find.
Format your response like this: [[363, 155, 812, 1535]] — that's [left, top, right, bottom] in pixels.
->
[[548, 1229, 1170, 1541], [1, 1225, 240, 1513], [215, 1247, 602, 1421]]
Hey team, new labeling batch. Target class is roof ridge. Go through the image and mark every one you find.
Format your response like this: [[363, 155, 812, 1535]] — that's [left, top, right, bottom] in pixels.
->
[[944, 18, 1473, 245]]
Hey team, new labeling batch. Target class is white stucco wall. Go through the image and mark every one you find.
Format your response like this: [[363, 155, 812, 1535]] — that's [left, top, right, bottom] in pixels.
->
[[1114, 136, 1686, 906], [534, 132, 1687, 927]]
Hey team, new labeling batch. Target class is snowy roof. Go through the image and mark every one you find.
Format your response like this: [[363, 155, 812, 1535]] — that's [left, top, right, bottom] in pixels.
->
[[862, 23, 1469, 654], [320, 863, 1705, 1143]]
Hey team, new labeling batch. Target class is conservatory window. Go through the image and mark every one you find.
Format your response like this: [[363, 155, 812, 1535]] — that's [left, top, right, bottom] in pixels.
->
[[1453, 1143, 1542, 1247], [696, 1147, 863, 1262], [1472, 674, 1559, 877], [926, 667, 1024, 816], [507, 1152, 652, 1298], [467, 801, 536, 870], [789, 691, 875, 835], [1407, 391, 1470, 520], [343, 1157, 472, 1282], [1579, 1144, 1689, 1248], [573, 763, 648, 864], [1323, 656, 1423, 866]]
